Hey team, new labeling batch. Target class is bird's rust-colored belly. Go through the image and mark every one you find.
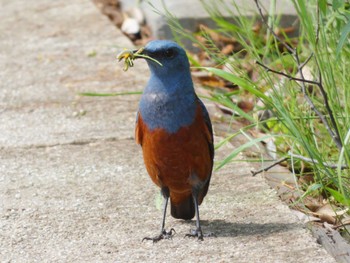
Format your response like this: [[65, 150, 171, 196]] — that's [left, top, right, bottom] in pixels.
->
[[135, 105, 212, 205]]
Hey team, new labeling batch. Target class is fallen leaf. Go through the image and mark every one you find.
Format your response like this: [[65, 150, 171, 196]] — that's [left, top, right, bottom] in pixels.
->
[[237, 100, 254, 113], [314, 203, 348, 225]]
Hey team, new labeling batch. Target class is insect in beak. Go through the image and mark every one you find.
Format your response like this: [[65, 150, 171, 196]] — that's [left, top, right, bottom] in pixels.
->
[[117, 47, 162, 71]]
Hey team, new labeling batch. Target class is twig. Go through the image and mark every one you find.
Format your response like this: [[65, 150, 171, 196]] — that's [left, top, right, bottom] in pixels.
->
[[298, 52, 314, 70], [288, 152, 348, 170], [251, 152, 349, 177], [251, 157, 288, 176], [334, 219, 350, 230], [255, 61, 319, 86], [315, 59, 342, 150]]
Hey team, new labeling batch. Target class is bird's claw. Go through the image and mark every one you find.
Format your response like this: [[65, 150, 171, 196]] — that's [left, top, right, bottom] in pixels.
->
[[142, 228, 176, 243], [185, 227, 204, 241], [185, 228, 216, 241]]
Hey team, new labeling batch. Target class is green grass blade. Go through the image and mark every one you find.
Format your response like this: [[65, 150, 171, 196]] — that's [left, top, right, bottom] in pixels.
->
[[325, 187, 350, 206], [215, 134, 275, 171], [202, 67, 271, 103], [336, 18, 350, 59]]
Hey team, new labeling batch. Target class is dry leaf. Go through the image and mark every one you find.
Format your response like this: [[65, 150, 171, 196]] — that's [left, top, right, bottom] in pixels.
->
[[192, 72, 226, 88], [314, 203, 348, 225], [237, 100, 254, 113]]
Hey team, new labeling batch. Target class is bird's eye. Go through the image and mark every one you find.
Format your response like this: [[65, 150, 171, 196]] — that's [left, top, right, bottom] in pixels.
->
[[164, 49, 175, 58]]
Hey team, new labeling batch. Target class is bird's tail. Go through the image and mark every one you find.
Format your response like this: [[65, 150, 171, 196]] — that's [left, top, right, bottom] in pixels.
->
[[170, 196, 195, 220]]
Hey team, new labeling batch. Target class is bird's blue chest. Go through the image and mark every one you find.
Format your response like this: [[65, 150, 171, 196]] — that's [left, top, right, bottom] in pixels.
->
[[139, 92, 197, 134]]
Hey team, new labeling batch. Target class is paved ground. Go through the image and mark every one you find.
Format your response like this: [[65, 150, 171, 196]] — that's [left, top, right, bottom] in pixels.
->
[[0, 0, 336, 262]]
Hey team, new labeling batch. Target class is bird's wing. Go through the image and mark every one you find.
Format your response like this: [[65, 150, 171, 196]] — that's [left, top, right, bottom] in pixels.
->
[[197, 98, 214, 161], [196, 98, 214, 204], [135, 111, 144, 146]]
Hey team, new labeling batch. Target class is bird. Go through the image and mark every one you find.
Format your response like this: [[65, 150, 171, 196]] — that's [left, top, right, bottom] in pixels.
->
[[133, 40, 214, 242]]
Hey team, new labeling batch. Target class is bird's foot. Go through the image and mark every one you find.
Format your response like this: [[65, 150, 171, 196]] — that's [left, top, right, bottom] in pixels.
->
[[185, 227, 204, 241], [185, 228, 216, 241], [142, 228, 176, 243]]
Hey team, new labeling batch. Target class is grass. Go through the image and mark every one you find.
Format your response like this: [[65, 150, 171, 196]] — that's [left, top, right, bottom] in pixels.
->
[[162, 0, 350, 217]]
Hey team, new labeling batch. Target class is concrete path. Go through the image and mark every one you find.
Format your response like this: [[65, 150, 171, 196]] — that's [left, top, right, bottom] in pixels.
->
[[0, 0, 335, 262]]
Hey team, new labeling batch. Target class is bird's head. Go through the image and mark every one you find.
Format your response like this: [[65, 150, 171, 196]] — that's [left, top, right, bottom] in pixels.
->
[[133, 40, 191, 77]]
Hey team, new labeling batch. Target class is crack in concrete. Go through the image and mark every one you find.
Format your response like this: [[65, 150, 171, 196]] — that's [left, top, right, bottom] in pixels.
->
[[0, 136, 134, 151]]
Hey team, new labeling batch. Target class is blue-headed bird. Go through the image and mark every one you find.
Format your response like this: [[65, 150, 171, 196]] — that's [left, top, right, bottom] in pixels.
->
[[133, 40, 214, 242]]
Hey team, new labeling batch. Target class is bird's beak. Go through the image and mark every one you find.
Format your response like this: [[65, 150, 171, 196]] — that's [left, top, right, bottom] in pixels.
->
[[132, 47, 162, 66], [132, 47, 146, 58]]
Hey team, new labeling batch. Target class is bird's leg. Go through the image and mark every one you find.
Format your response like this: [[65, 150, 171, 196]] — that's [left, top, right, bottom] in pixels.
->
[[185, 191, 204, 240], [142, 187, 175, 243], [185, 189, 215, 241]]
